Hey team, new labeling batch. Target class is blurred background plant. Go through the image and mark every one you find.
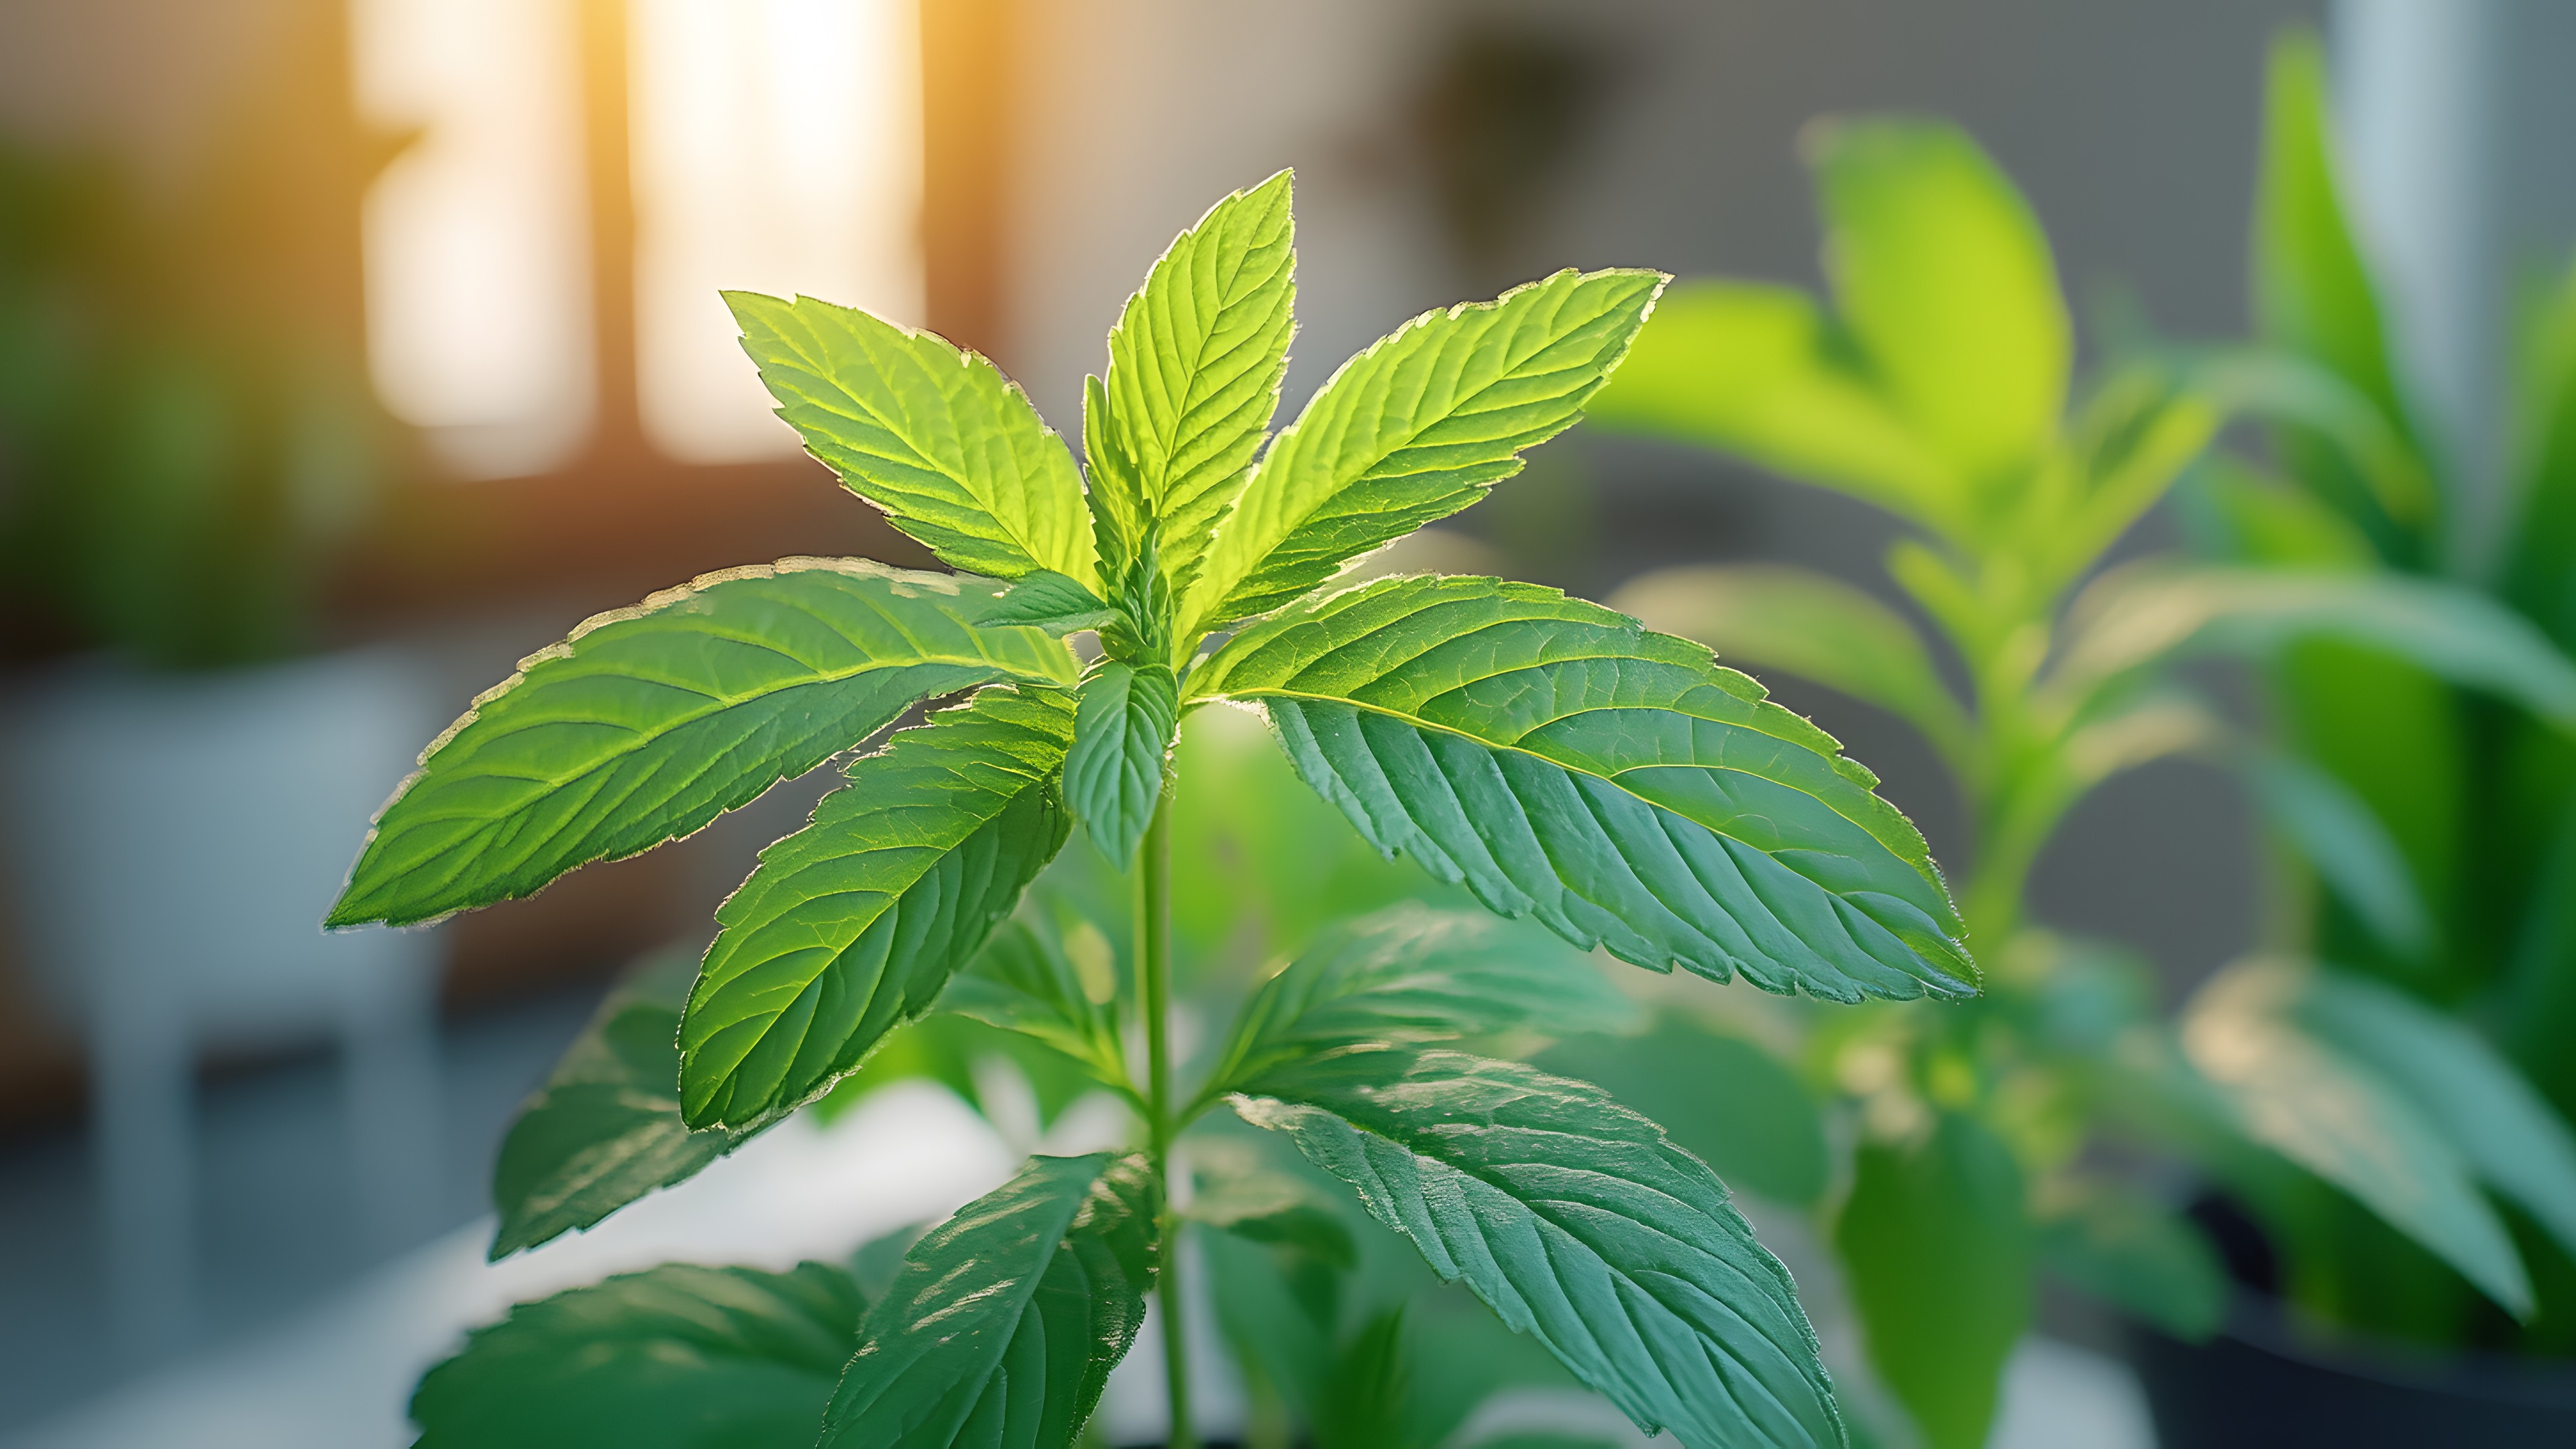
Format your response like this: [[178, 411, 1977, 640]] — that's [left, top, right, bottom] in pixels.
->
[[1580, 40, 2576, 1443]]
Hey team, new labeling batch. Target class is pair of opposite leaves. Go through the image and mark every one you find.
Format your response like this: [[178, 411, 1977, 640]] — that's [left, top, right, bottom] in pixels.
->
[[329, 169, 1974, 1137]]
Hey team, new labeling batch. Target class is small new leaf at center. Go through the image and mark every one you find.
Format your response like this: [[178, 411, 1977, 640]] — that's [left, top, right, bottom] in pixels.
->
[[1064, 661, 1179, 863]]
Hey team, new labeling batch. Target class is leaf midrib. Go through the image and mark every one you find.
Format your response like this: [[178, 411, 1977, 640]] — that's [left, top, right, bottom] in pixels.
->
[[1197, 681, 1904, 877]]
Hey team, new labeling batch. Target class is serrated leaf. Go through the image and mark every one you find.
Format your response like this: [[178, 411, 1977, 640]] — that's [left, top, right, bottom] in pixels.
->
[[822, 1152, 1157, 1449], [1183, 268, 1666, 641], [1204, 902, 1634, 1100], [1189, 574, 1974, 1002], [1233, 1048, 1844, 1449], [1586, 282, 1953, 530], [1536, 1015, 1828, 1207], [728, 291, 1095, 589], [1611, 562, 1970, 768], [2053, 564, 2576, 724], [985, 570, 1124, 635], [411, 1260, 863, 1448], [680, 686, 1075, 1130], [1833, 1112, 2033, 1449], [1809, 117, 2069, 488], [2294, 970, 2576, 1267], [1095, 170, 1297, 596], [2035, 1182, 2225, 1342], [941, 909, 1129, 1094], [331, 560, 1073, 928], [2182, 959, 2532, 1316], [2246, 755, 2432, 962], [1063, 661, 1178, 864], [488, 951, 747, 1260]]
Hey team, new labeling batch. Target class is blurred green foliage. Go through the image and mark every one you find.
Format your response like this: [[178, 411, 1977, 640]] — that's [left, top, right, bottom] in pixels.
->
[[0, 62, 402, 668]]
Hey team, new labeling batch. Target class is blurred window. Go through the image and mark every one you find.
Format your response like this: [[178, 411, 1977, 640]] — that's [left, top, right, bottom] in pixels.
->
[[354, 0, 922, 478]]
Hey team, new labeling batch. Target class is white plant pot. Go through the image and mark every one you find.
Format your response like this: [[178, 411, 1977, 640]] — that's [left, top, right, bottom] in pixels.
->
[[0, 645, 446, 1356]]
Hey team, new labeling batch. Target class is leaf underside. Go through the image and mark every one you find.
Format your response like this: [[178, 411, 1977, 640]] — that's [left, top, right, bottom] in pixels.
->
[[1235, 1049, 1844, 1449], [729, 290, 1096, 588], [333, 560, 1072, 928], [680, 686, 1075, 1130], [822, 1152, 1157, 1449], [488, 951, 745, 1260], [1183, 267, 1667, 641], [411, 1260, 863, 1449], [1191, 574, 1974, 1002]]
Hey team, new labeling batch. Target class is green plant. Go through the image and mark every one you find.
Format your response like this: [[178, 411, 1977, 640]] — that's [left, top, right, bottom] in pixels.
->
[[1584, 102, 2576, 1446], [335, 172, 1978, 1448], [2161, 30, 2576, 1355]]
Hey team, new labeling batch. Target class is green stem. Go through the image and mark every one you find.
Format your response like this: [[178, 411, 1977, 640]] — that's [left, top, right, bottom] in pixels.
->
[[1137, 792, 1193, 1449]]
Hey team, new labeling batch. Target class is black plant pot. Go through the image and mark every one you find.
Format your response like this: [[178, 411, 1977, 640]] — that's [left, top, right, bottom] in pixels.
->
[[2130, 1298, 2576, 1448]]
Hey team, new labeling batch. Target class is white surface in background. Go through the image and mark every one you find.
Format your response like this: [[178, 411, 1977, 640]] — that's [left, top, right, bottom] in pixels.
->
[[1992, 1336, 2157, 1449], [5, 1083, 1014, 1449], [630, 0, 924, 464], [352, 0, 592, 478]]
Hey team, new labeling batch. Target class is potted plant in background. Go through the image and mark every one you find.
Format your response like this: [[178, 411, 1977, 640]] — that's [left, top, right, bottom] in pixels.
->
[[341, 172, 1986, 1448], [2114, 30, 2576, 1444], [1580, 95, 2576, 1447], [0, 75, 437, 1356]]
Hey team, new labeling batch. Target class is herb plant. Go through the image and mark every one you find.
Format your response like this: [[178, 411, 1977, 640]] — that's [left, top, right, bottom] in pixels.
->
[[1585, 105, 2576, 1446], [334, 172, 1977, 1449], [2167, 31, 2576, 1354]]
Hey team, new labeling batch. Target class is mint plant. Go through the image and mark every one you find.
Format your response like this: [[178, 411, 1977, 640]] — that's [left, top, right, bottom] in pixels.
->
[[335, 172, 1974, 1449], [1584, 108, 2576, 1447]]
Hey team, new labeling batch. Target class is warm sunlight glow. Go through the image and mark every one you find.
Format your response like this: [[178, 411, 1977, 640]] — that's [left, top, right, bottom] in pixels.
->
[[354, 0, 592, 479], [631, 0, 924, 464]]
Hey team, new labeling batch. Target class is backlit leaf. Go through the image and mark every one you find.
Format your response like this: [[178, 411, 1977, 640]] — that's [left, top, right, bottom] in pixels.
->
[[1234, 1048, 1845, 1449], [729, 291, 1095, 588], [1183, 268, 1664, 641], [1189, 574, 1974, 1002], [1095, 170, 1297, 594], [680, 686, 1075, 1130], [332, 560, 1074, 928], [821, 1152, 1157, 1449], [1810, 117, 2070, 488], [411, 1260, 863, 1448], [941, 908, 1129, 1094]]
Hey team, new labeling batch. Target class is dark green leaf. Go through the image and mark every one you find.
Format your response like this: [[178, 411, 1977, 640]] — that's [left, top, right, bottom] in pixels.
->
[[822, 1152, 1157, 1449], [1183, 268, 1666, 641], [680, 686, 1075, 1130], [1535, 1015, 1828, 1207], [1063, 660, 1178, 864], [941, 908, 1129, 1094], [489, 951, 745, 1260], [1234, 1048, 1845, 1449], [2246, 755, 2431, 962], [1204, 902, 1635, 1100], [411, 1260, 862, 1448], [985, 570, 1124, 636], [1190, 574, 1974, 1002], [1834, 1112, 2032, 1449], [331, 561, 1073, 928], [1191, 1167, 1358, 1270], [1092, 170, 1297, 596], [727, 291, 1096, 588], [2182, 959, 2532, 1316], [2035, 1183, 2226, 1342]]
